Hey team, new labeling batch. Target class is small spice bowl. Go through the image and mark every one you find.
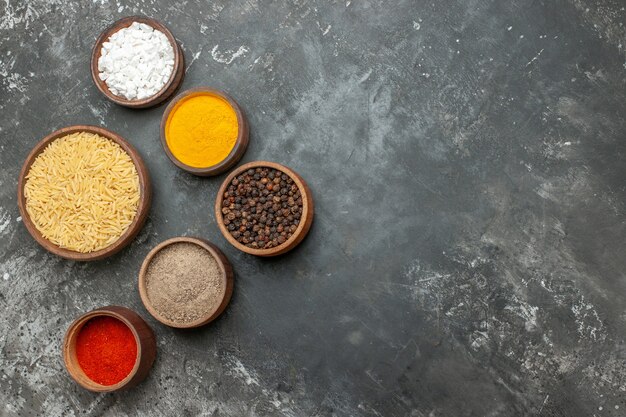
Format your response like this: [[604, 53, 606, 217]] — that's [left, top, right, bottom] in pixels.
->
[[17, 125, 152, 261], [91, 16, 185, 108], [160, 87, 249, 176], [138, 237, 234, 328], [215, 161, 314, 257], [63, 306, 157, 392]]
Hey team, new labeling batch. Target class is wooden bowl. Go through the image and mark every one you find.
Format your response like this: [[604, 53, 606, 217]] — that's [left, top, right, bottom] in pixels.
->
[[215, 161, 314, 257], [17, 125, 152, 261], [138, 237, 234, 328], [91, 16, 185, 108], [63, 306, 157, 392], [160, 87, 249, 176]]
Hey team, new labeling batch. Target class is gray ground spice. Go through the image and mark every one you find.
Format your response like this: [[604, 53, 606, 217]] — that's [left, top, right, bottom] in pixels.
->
[[145, 242, 225, 324]]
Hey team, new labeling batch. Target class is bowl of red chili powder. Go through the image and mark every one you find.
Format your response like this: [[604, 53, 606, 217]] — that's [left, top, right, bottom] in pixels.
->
[[63, 306, 156, 392]]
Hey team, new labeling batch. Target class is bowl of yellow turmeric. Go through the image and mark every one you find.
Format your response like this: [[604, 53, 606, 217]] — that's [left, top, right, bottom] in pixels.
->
[[160, 87, 249, 176]]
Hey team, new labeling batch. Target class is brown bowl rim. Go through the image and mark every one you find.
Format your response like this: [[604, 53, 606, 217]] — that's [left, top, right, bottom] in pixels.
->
[[138, 237, 234, 328], [90, 16, 185, 108], [214, 161, 314, 257], [159, 87, 250, 176], [62, 306, 153, 392], [17, 125, 152, 261]]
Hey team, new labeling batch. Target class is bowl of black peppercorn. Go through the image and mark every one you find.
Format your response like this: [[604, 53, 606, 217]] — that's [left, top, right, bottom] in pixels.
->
[[215, 161, 314, 256]]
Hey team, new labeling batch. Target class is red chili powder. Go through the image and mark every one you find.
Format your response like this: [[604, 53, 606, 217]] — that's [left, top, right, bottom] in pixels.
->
[[76, 316, 137, 386]]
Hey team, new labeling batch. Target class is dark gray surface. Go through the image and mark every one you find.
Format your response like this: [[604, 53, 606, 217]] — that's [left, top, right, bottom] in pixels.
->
[[1, 0, 625, 416]]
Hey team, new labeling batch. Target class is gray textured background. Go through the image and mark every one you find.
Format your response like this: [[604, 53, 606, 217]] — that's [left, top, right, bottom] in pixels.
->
[[1, 0, 625, 416]]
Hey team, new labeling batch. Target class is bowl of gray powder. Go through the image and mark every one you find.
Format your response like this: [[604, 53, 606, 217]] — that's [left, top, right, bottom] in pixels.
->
[[138, 237, 234, 328], [91, 16, 185, 108]]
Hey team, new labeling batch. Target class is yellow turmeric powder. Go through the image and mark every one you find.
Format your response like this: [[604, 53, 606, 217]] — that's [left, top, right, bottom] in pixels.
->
[[165, 93, 239, 168]]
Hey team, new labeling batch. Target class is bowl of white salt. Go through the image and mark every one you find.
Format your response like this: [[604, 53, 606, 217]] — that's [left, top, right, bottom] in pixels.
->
[[91, 16, 185, 108], [138, 237, 234, 328]]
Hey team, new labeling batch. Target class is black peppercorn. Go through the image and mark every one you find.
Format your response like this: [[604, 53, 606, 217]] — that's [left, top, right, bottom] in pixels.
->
[[221, 167, 304, 249]]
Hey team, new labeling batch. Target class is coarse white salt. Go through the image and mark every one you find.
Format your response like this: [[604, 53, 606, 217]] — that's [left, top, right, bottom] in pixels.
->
[[98, 21, 175, 101]]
